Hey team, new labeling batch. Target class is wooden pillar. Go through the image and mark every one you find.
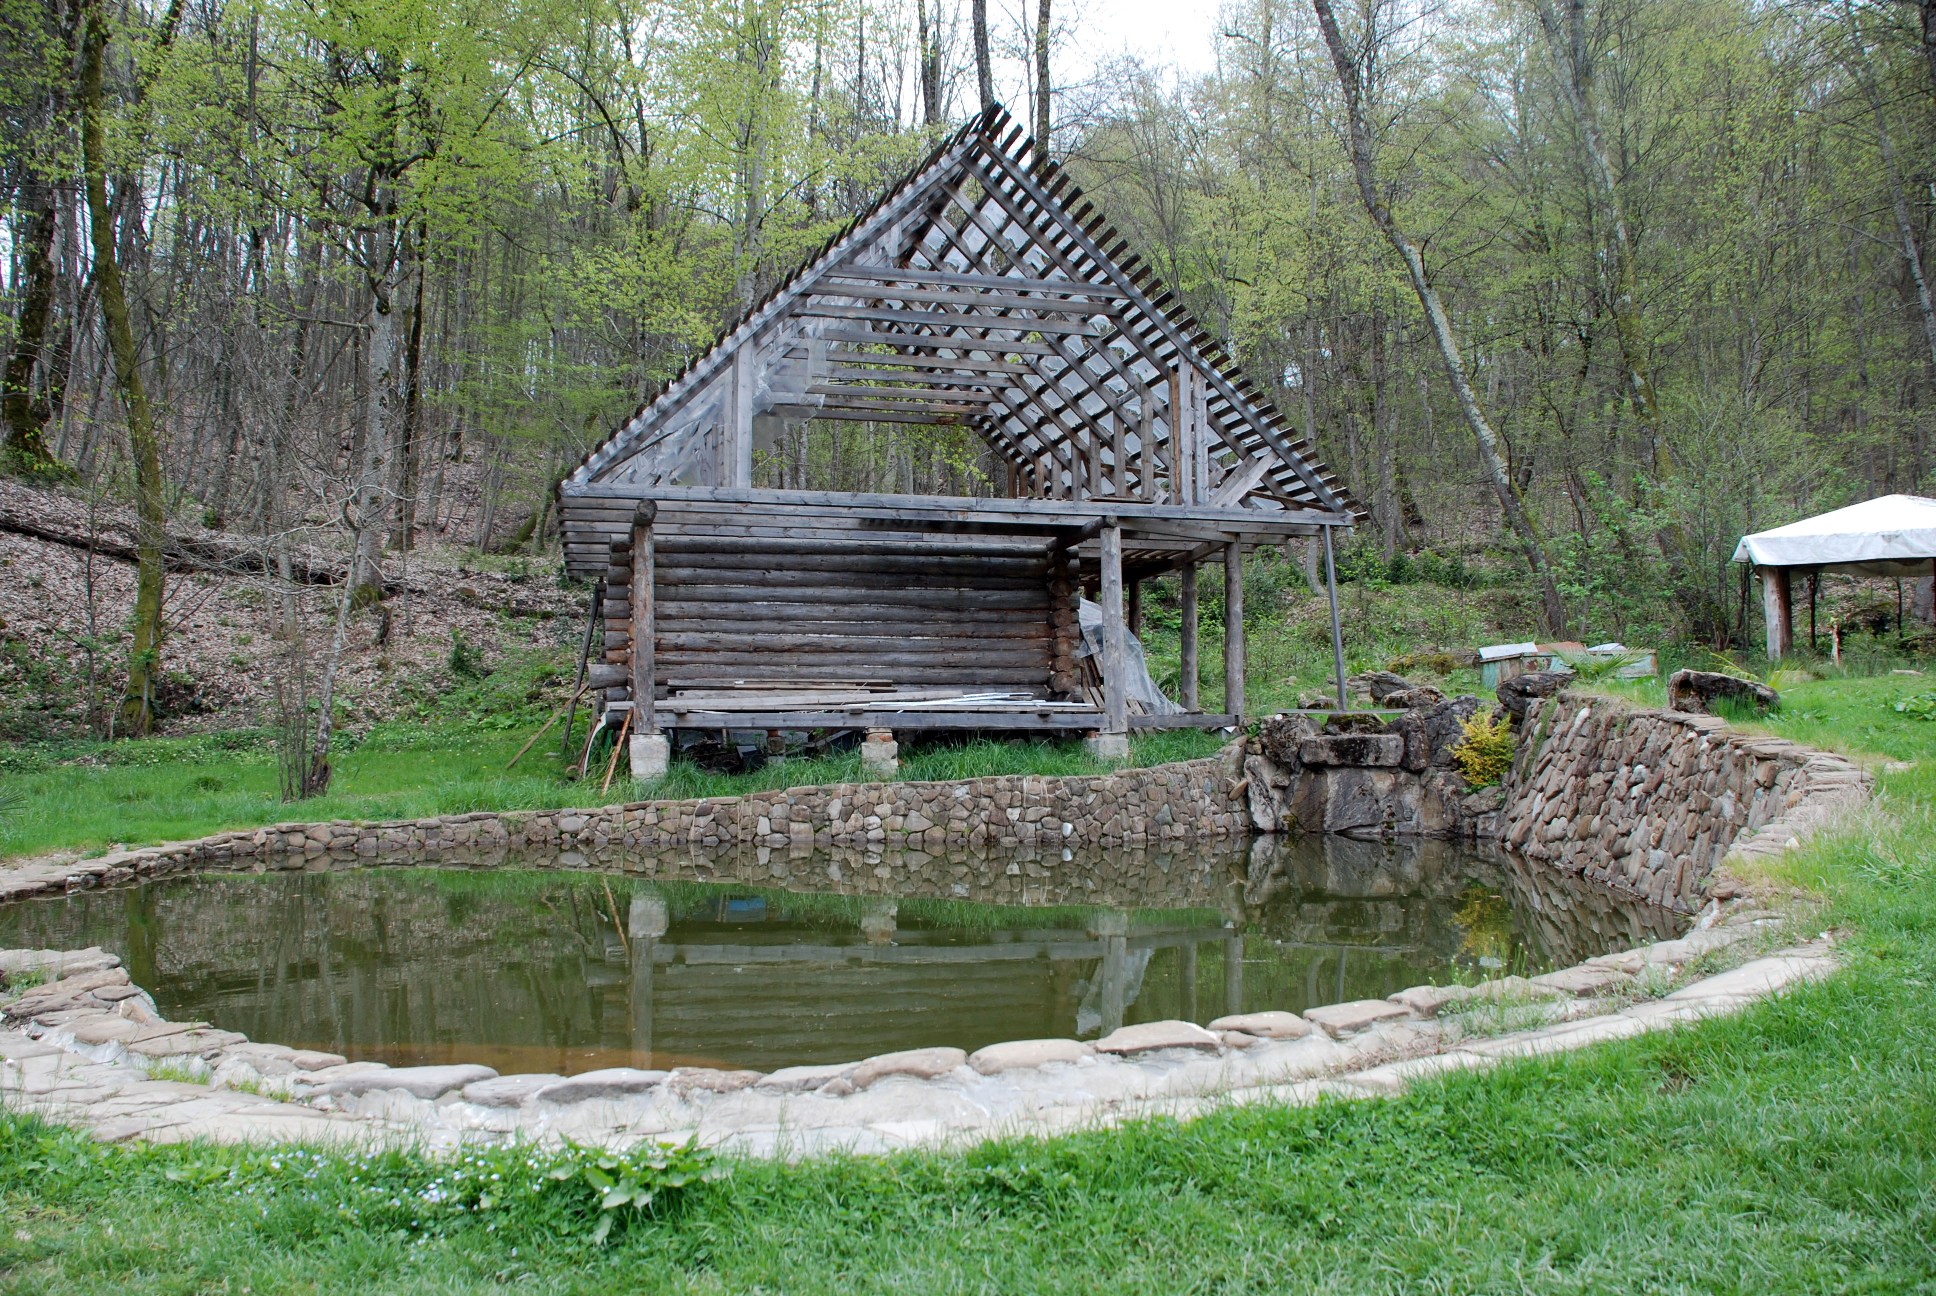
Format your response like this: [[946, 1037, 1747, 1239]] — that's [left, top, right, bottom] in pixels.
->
[[1223, 542, 1245, 720], [725, 352, 754, 488], [629, 502, 658, 733], [1100, 520, 1128, 736], [1179, 562, 1200, 711], [1760, 566, 1793, 660], [1808, 572, 1819, 650], [1127, 578, 1143, 640]]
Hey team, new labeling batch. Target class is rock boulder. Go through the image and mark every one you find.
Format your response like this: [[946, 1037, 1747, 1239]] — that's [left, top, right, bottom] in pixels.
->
[[1497, 669, 1572, 722], [1666, 669, 1779, 715]]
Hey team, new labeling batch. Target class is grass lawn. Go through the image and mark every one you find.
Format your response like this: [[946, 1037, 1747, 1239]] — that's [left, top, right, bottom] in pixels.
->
[[2, 675, 1934, 1292]]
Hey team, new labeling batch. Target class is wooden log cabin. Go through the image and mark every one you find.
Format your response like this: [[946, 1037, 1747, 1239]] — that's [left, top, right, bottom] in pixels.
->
[[557, 107, 1360, 776]]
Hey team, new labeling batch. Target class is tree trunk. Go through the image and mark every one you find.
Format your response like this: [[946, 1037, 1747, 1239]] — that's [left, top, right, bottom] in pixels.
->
[[1313, 0, 1567, 634], [2, 171, 65, 475], [1844, 3, 1936, 379], [973, 0, 994, 112], [392, 222, 429, 552], [80, 0, 169, 735], [1531, 1, 1660, 444], [350, 239, 403, 598], [917, 0, 941, 126], [1033, 0, 1053, 150]]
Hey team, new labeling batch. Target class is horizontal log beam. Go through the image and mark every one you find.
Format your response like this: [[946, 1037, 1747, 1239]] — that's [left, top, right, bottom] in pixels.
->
[[820, 350, 1033, 374], [799, 303, 1102, 336], [807, 282, 1121, 315], [655, 709, 1103, 731], [824, 265, 1130, 297], [805, 383, 1002, 403]]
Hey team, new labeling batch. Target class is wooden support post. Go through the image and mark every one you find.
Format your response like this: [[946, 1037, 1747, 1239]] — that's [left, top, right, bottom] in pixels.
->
[[1223, 541, 1245, 720], [1110, 411, 1126, 499], [1141, 405, 1158, 502], [1169, 370, 1190, 503], [1808, 571, 1819, 651], [726, 351, 754, 488], [1100, 520, 1128, 737], [1323, 524, 1348, 710], [1128, 578, 1143, 640], [630, 503, 657, 734], [1179, 561, 1200, 711], [1760, 566, 1793, 660]]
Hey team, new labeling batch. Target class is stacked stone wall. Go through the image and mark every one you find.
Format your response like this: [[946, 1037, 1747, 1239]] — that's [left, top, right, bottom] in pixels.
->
[[10, 750, 1250, 903], [1498, 695, 1870, 909]]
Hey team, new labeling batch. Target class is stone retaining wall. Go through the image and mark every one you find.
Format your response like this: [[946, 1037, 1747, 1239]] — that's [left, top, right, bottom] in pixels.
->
[[13, 750, 1249, 902], [1498, 694, 1872, 909]]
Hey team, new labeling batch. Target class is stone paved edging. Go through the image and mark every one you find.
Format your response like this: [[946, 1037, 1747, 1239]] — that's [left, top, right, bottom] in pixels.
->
[[0, 750, 1251, 906], [0, 902, 1828, 1156], [1499, 695, 1873, 909]]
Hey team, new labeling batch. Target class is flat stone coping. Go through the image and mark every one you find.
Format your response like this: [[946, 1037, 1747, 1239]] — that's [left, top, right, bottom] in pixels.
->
[[0, 901, 1826, 1157]]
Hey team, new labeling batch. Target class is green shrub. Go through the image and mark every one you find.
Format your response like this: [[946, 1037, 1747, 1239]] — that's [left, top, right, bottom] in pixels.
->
[[1893, 692, 1936, 721], [1451, 709, 1516, 788]]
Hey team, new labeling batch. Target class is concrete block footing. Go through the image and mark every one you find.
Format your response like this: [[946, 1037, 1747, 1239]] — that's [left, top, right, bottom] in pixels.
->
[[1084, 731, 1131, 762], [629, 732, 670, 780], [860, 729, 899, 778]]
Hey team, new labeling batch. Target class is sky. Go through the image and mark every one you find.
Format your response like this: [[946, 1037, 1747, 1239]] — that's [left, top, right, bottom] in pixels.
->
[[1060, 0, 1226, 82], [967, 0, 1229, 113]]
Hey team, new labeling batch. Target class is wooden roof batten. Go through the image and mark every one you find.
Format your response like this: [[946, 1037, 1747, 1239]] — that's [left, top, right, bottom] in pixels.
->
[[560, 104, 1357, 577]]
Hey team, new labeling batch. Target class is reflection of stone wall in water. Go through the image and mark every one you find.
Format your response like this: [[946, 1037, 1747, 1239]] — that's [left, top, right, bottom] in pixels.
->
[[1239, 690, 1873, 913], [1238, 835, 1685, 980]]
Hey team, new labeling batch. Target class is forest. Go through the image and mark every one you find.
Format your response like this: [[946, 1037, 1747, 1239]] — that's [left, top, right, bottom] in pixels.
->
[[2, 0, 1933, 741]]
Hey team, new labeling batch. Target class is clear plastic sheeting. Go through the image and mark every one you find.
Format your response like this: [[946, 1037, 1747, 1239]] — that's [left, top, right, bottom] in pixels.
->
[[1733, 494, 1936, 576], [1076, 599, 1185, 715]]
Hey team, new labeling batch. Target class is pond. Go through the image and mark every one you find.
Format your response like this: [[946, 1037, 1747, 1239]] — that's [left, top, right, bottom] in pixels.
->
[[0, 837, 1686, 1074]]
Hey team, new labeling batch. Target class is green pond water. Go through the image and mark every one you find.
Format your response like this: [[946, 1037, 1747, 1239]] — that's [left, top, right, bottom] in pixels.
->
[[0, 837, 1686, 1074]]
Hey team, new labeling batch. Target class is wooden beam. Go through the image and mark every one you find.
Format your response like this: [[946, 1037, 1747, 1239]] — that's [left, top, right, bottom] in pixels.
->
[[818, 350, 1031, 375], [768, 403, 976, 426], [817, 367, 1006, 387], [1179, 562, 1199, 711], [1223, 541, 1245, 720], [805, 383, 1001, 403], [1100, 521, 1128, 736], [825, 265, 1130, 297], [810, 327, 1064, 357], [631, 511, 656, 733], [726, 350, 754, 488], [798, 304, 1101, 336], [568, 482, 1344, 531], [807, 282, 1122, 315]]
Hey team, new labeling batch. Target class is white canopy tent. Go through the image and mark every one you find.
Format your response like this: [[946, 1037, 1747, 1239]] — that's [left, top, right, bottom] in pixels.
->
[[1733, 494, 1936, 658]]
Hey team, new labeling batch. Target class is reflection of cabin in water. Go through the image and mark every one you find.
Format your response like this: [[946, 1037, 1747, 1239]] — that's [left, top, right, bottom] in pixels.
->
[[557, 106, 1358, 775]]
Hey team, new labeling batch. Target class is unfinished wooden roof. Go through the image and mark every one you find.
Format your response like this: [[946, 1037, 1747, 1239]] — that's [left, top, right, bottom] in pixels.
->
[[560, 105, 1356, 573]]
